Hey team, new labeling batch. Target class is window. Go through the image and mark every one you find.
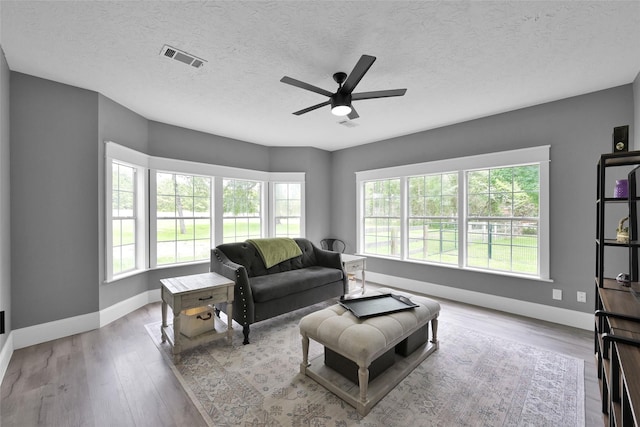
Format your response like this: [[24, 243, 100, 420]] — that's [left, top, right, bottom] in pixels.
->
[[408, 173, 458, 265], [155, 172, 211, 265], [105, 141, 305, 279], [466, 165, 539, 275], [363, 179, 401, 257], [356, 146, 550, 280], [222, 178, 262, 243], [111, 162, 137, 275], [272, 182, 303, 238], [105, 141, 148, 282]]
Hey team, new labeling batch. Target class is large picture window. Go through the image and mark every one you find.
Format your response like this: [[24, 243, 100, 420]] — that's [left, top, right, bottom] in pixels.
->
[[363, 179, 401, 256], [408, 173, 458, 265], [466, 165, 539, 275], [222, 178, 262, 243], [356, 146, 550, 280], [272, 182, 303, 238], [155, 172, 211, 265]]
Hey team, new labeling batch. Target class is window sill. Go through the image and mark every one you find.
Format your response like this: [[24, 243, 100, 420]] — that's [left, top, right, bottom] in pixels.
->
[[104, 268, 147, 284], [361, 253, 553, 283], [104, 260, 210, 284], [151, 260, 209, 270]]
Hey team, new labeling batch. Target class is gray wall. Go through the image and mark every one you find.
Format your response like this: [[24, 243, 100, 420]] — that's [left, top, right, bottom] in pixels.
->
[[10, 73, 99, 328], [0, 45, 10, 353], [330, 85, 635, 314], [269, 146, 332, 245], [148, 121, 270, 171]]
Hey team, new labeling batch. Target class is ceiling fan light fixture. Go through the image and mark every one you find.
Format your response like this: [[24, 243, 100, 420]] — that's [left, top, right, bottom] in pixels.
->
[[331, 104, 352, 116], [331, 92, 352, 116]]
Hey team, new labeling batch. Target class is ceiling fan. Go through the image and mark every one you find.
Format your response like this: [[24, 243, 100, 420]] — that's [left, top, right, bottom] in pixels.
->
[[280, 54, 407, 120]]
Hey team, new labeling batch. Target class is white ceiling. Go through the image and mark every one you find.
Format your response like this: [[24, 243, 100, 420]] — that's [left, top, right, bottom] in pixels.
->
[[2, 1, 640, 151]]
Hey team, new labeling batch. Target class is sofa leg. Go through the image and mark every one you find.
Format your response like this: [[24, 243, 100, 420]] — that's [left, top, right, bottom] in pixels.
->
[[214, 307, 221, 318], [243, 324, 250, 345]]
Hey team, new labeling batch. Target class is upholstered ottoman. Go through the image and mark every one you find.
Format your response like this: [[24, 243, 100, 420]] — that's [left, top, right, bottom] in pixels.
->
[[299, 287, 440, 415]]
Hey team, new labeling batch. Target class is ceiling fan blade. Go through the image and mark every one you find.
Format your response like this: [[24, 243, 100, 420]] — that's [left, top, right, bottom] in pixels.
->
[[347, 107, 359, 120], [352, 89, 407, 100], [280, 76, 334, 97], [292, 100, 331, 115], [341, 55, 376, 94]]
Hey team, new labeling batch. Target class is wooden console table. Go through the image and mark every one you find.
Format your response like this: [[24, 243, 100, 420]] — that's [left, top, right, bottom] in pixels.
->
[[341, 254, 366, 294], [160, 272, 234, 363]]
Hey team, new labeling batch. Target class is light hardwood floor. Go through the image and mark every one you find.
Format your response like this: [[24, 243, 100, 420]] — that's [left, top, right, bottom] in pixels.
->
[[1, 286, 602, 426]]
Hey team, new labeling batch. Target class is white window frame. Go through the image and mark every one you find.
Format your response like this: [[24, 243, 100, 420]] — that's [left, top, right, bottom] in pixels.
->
[[150, 171, 213, 267], [406, 172, 460, 265], [220, 177, 265, 244], [105, 143, 149, 282], [269, 175, 306, 238], [361, 178, 402, 258], [356, 146, 551, 281]]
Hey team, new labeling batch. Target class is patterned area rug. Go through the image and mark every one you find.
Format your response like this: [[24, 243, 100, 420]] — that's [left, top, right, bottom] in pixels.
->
[[145, 302, 585, 427]]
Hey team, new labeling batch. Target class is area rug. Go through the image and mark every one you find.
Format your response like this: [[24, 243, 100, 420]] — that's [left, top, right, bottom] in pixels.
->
[[145, 303, 585, 427]]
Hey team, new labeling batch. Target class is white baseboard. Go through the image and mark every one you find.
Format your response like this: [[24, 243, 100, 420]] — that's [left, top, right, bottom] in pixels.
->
[[99, 288, 161, 327], [0, 333, 14, 382], [1, 289, 162, 385], [12, 311, 100, 350], [11, 289, 161, 351], [367, 271, 593, 330]]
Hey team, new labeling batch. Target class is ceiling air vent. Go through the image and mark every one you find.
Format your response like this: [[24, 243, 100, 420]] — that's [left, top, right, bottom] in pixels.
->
[[338, 119, 358, 128], [160, 44, 206, 68]]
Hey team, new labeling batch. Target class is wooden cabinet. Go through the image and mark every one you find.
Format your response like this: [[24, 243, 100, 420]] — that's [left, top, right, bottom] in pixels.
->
[[595, 152, 640, 426]]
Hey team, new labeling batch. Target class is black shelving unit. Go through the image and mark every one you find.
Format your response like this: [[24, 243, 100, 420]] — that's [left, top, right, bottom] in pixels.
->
[[595, 151, 640, 427]]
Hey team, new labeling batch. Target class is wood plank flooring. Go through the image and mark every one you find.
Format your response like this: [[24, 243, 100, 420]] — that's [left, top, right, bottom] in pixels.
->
[[1, 286, 603, 426]]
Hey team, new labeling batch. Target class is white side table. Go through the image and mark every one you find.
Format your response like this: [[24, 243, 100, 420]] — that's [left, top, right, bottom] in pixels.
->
[[340, 254, 366, 294], [160, 272, 235, 363]]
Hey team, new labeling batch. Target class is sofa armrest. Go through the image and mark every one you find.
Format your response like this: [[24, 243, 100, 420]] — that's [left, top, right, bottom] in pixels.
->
[[313, 246, 349, 294], [313, 246, 342, 269], [210, 248, 255, 323]]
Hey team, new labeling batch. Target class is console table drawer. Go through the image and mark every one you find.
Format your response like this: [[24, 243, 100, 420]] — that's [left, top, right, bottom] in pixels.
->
[[181, 287, 228, 309], [344, 260, 365, 273]]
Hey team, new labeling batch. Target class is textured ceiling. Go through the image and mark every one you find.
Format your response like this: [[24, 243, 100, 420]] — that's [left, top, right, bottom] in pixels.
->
[[2, 1, 640, 151]]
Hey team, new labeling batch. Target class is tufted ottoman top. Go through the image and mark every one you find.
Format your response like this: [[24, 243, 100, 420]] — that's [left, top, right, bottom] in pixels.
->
[[299, 287, 440, 366]]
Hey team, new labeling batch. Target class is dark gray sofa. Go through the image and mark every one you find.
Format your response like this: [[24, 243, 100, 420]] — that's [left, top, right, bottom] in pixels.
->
[[210, 238, 348, 344]]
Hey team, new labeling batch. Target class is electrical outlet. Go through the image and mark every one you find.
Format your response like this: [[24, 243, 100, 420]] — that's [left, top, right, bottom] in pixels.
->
[[552, 289, 562, 300], [577, 291, 587, 303]]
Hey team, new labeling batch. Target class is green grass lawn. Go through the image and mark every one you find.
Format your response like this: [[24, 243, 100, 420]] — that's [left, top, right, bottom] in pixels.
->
[[366, 228, 538, 274]]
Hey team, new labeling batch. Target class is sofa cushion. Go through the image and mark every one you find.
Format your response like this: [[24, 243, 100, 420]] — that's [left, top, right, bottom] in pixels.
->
[[251, 266, 343, 302]]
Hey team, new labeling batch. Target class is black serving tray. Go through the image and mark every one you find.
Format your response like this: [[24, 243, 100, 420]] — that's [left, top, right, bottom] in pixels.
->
[[338, 293, 419, 318]]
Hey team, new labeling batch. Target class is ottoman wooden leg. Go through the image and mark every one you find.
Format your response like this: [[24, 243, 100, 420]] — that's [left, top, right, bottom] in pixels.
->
[[431, 316, 439, 344], [358, 365, 369, 403], [301, 334, 310, 374]]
